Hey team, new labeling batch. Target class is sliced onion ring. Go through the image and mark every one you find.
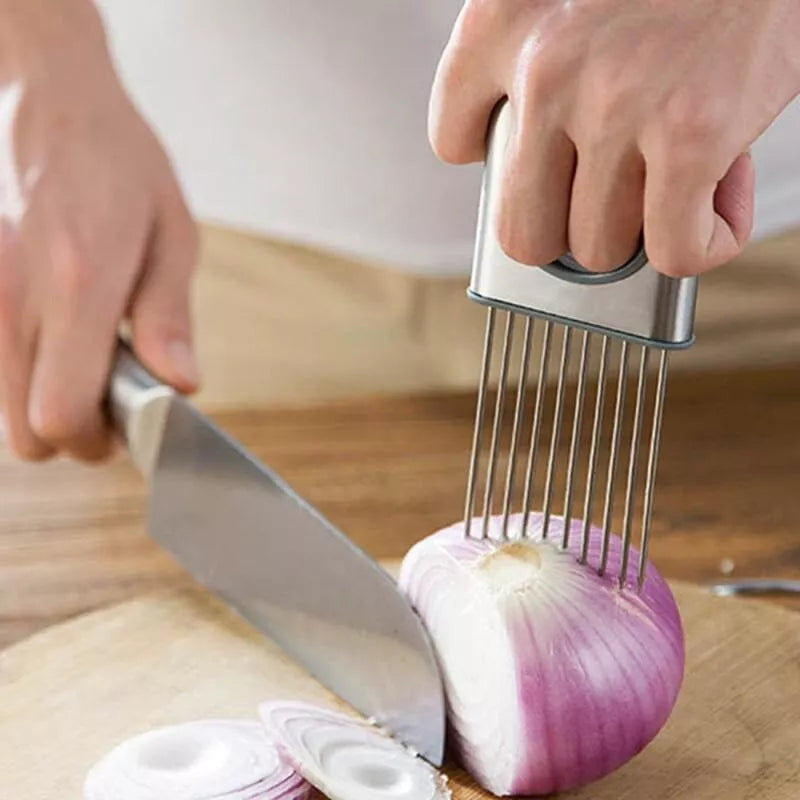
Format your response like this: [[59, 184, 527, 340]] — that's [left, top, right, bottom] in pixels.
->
[[259, 701, 451, 800], [84, 719, 312, 800]]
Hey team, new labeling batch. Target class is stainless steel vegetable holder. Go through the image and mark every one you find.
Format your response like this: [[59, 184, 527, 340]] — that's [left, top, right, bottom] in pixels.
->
[[463, 102, 699, 590]]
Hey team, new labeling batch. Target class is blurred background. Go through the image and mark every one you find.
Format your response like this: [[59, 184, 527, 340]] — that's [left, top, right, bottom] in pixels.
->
[[96, 0, 800, 409], [3, 1, 797, 631]]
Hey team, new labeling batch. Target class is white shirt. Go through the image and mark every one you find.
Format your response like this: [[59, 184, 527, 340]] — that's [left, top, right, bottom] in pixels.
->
[[99, 0, 800, 276]]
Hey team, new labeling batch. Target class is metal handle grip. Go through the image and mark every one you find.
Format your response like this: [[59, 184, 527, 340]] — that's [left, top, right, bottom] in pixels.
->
[[470, 100, 698, 347], [109, 343, 174, 476]]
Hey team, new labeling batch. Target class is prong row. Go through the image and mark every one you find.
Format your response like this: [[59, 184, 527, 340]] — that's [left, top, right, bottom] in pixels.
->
[[638, 349, 669, 588], [599, 340, 629, 575], [480, 312, 515, 538], [562, 330, 591, 550], [463, 307, 496, 538], [580, 335, 609, 563], [618, 347, 649, 587], [541, 326, 572, 539], [500, 317, 533, 538], [521, 320, 553, 537], [463, 307, 670, 592]]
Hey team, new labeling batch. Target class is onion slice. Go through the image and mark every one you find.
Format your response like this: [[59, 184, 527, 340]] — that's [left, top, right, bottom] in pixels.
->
[[399, 513, 685, 796], [84, 720, 312, 800], [259, 701, 451, 800]]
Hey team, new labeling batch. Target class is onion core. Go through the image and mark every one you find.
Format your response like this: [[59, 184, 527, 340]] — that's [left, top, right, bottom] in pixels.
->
[[399, 513, 685, 796], [84, 720, 312, 800]]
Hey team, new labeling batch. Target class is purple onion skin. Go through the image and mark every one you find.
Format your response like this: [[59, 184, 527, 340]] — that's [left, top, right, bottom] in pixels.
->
[[247, 773, 315, 800], [399, 514, 685, 796]]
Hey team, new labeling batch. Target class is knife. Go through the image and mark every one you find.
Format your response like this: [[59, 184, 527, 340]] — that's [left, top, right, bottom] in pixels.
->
[[108, 344, 446, 765]]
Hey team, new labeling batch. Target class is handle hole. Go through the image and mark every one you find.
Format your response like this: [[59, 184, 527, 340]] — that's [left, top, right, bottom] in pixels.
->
[[545, 247, 648, 285]]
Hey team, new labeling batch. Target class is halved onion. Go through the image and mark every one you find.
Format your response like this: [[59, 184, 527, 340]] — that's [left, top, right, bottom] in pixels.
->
[[399, 512, 685, 796], [84, 720, 312, 800], [259, 701, 451, 800]]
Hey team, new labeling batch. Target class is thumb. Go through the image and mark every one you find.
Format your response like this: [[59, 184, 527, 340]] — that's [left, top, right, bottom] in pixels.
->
[[709, 151, 755, 263], [130, 198, 200, 393]]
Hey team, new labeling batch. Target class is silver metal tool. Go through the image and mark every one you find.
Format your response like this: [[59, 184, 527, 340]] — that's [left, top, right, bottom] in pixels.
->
[[709, 579, 800, 598], [108, 345, 445, 765], [464, 102, 699, 590]]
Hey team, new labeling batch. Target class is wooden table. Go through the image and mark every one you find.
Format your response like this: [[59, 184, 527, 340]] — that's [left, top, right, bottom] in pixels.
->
[[1, 367, 799, 652]]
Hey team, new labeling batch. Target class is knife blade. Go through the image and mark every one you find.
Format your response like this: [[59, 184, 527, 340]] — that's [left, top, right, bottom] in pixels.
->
[[108, 345, 445, 765]]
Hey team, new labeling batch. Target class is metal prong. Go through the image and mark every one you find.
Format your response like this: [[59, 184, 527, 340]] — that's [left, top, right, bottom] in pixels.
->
[[580, 335, 610, 563], [501, 317, 533, 539], [542, 325, 572, 539], [463, 308, 496, 538], [638, 350, 669, 588], [481, 311, 515, 539], [599, 340, 630, 575], [618, 346, 650, 588], [521, 320, 553, 537], [562, 330, 590, 549]]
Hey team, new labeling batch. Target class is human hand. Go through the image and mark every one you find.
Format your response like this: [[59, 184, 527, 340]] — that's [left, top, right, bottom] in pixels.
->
[[430, 0, 800, 276], [0, 0, 199, 461]]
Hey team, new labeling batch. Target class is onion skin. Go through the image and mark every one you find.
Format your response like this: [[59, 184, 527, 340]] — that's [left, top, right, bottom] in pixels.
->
[[399, 513, 685, 796]]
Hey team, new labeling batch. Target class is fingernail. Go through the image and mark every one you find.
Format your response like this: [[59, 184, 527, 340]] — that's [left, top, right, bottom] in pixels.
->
[[168, 340, 200, 388]]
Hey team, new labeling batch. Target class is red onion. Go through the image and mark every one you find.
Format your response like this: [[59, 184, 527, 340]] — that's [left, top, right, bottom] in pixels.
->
[[259, 701, 451, 800], [399, 512, 685, 796], [84, 720, 312, 800]]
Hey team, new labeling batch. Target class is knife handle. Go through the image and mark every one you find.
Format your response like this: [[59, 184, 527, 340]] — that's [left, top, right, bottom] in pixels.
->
[[109, 343, 174, 477]]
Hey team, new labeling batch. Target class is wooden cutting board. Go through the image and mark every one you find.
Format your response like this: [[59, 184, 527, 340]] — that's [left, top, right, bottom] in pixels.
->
[[0, 566, 797, 799]]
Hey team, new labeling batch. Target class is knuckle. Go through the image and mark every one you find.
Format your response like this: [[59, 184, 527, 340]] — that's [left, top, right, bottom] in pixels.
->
[[570, 226, 641, 273], [428, 109, 454, 162], [523, 47, 571, 102], [712, 242, 744, 269], [569, 244, 621, 273], [30, 393, 88, 445], [657, 98, 728, 164], [427, 86, 484, 165], [496, 216, 563, 267], [50, 231, 94, 295], [517, 14, 582, 103], [660, 263, 699, 279], [5, 426, 51, 462], [586, 83, 637, 137], [647, 246, 702, 279], [458, 0, 505, 40], [430, 128, 477, 165]]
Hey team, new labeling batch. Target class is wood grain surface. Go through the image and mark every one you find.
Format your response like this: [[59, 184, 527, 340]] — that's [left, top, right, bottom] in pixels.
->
[[0, 367, 799, 652], [0, 579, 797, 799], [191, 226, 800, 408]]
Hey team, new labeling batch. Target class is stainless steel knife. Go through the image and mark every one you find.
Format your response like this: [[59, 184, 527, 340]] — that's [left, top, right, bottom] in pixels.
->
[[109, 344, 445, 765]]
